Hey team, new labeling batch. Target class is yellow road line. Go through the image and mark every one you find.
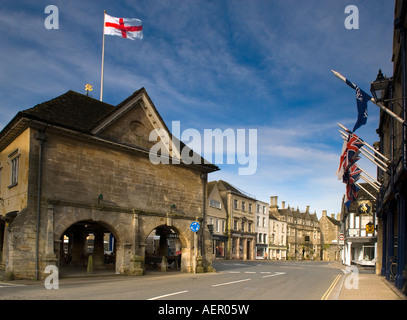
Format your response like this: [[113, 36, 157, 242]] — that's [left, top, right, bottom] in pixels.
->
[[321, 274, 341, 300]]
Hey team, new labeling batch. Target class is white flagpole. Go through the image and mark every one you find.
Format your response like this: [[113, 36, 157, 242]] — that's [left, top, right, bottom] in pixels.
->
[[339, 130, 389, 169], [356, 164, 381, 186], [100, 10, 106, 101], [337, 123, 390, 162], [331, 70, 405, 126], [360, 174, 380, 191], [339, 129, 388, 172], [356, 182, 377, 200]]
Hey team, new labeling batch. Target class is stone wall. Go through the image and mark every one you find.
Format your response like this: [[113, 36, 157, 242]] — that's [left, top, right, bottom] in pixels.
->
[[3, 127, 211, 279]]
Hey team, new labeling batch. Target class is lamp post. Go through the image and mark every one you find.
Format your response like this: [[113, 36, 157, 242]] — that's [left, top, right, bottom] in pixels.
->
[[370, 69, 392, 103]]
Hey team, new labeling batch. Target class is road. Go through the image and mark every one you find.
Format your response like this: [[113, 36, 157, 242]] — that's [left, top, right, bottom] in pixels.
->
[[0, 260, 342, 300]]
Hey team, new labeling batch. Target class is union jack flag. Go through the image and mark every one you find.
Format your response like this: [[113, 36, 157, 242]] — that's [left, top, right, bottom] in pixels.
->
[[344, 181, 359, 209], [343, 164, 362, 185], [336, 133, 364, 180]]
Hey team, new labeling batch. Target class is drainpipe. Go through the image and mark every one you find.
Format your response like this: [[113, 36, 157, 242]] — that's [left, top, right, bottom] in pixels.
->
[[35, 131, 47, 280], [200, 173, 207, 258]]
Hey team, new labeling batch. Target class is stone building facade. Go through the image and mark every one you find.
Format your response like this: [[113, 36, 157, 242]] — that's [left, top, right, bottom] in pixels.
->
[[319, 210, 341, 261], [375, 0, 407, 291], [214, 180, 256, 260], [0, 88, 218, 279], [255, 200, 269, 259], [206, 181, 228, 259], [269, 211, 287, 260], [270, 196, 321, 260]]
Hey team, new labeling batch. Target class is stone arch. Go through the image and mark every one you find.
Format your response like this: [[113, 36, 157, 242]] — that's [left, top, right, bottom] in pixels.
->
[[139, 215, 195, 273], [52, 205, 136, 276]]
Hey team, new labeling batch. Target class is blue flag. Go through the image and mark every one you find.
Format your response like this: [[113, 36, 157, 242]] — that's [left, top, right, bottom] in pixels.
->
[[352, 86, 371, 132]]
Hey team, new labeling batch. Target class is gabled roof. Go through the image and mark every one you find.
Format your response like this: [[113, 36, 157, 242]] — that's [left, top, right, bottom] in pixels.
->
[[0, 88, 219, 173], [216, 180, 256, 200], [19, 90, 116, 134]]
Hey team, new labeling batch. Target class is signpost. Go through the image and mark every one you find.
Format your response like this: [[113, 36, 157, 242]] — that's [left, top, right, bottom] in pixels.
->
[[190, 221, 200, 273], [190, 221, 200, 232], [339, 234, 345, 245]]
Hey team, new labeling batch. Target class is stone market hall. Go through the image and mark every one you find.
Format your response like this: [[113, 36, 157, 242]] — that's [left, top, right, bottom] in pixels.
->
[[0, 88, 218, 279]]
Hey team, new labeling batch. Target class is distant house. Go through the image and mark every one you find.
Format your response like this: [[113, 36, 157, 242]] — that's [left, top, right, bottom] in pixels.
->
[[270, 196, 321, 260], [209, 180, 256, 260], [319, 211, 341, 261], [255, 200, 269, 259], [206, 181, 228, 259]]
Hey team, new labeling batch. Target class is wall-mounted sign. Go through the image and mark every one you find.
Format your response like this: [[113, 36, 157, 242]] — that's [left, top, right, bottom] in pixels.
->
[[357, 201, 372, 215], [366, 222, 374, 234]]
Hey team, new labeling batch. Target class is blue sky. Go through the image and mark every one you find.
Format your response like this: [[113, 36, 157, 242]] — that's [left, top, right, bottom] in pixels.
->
[[0, 0, 394, 216]]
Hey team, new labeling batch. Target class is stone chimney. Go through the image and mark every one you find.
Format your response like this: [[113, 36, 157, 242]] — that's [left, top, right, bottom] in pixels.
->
[[270, 196, 278, 206], [269, 196, 278, 212], [322, 210, 327, 217], [282, 201, 285, 209], [331, 214, 335, 219], [306, 205, 310, 213]]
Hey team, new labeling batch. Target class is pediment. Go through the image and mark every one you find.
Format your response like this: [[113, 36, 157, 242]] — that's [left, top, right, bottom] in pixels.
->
[[92, 90, 179, 157]]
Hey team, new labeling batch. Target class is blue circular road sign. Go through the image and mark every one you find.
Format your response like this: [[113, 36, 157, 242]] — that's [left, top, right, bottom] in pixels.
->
[[190, 221, 200, 232]]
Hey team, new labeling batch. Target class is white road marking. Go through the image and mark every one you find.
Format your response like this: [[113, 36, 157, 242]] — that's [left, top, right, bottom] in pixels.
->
[[0, 283, 26, 288], [147, 290, 189, 300], [262, 272, 286, 278], [211, 278, 251, 287]]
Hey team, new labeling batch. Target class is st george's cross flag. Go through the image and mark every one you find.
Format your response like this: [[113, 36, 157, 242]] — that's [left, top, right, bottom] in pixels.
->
[[104, 14, 143, 40]]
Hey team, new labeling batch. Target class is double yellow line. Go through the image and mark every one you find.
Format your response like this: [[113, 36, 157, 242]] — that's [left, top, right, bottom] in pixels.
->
[[321, 274, 342, 300]]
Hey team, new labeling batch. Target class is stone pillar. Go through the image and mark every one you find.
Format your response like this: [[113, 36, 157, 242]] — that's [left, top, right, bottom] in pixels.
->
[[0, 222, 8, 270], [42, 204, 58, 278], [346, 241, 352, 266], [129, 255, 144, 276], [242, 238, 247, 260], [71, 231, 85, 266], [93, 230, 105, 269], [235, 237, 240, 259]]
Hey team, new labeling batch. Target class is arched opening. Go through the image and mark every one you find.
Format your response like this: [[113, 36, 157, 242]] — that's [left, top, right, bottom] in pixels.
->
[[59, 220, 117, 276], [145, 225, 182, 272]]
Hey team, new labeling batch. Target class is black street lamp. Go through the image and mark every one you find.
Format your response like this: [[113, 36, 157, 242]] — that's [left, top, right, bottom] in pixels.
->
[[370, 69, 392, 102]]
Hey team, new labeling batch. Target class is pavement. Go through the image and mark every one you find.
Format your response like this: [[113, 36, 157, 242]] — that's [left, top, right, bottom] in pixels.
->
[[327, 262, 407, 300]]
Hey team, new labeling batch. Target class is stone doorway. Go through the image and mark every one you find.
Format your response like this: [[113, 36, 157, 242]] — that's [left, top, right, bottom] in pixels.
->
[[145, 225, 182, 272], [59, 220, 117, 276]]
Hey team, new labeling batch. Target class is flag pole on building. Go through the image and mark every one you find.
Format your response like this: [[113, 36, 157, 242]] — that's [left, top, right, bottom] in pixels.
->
[[99, 11, 143, 102], [339, 130, 389, 171], [356, 182, 377, 200], [331, 70, 405, 126], [337, 123, 389, 163], [100, 10, 106, 101]]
